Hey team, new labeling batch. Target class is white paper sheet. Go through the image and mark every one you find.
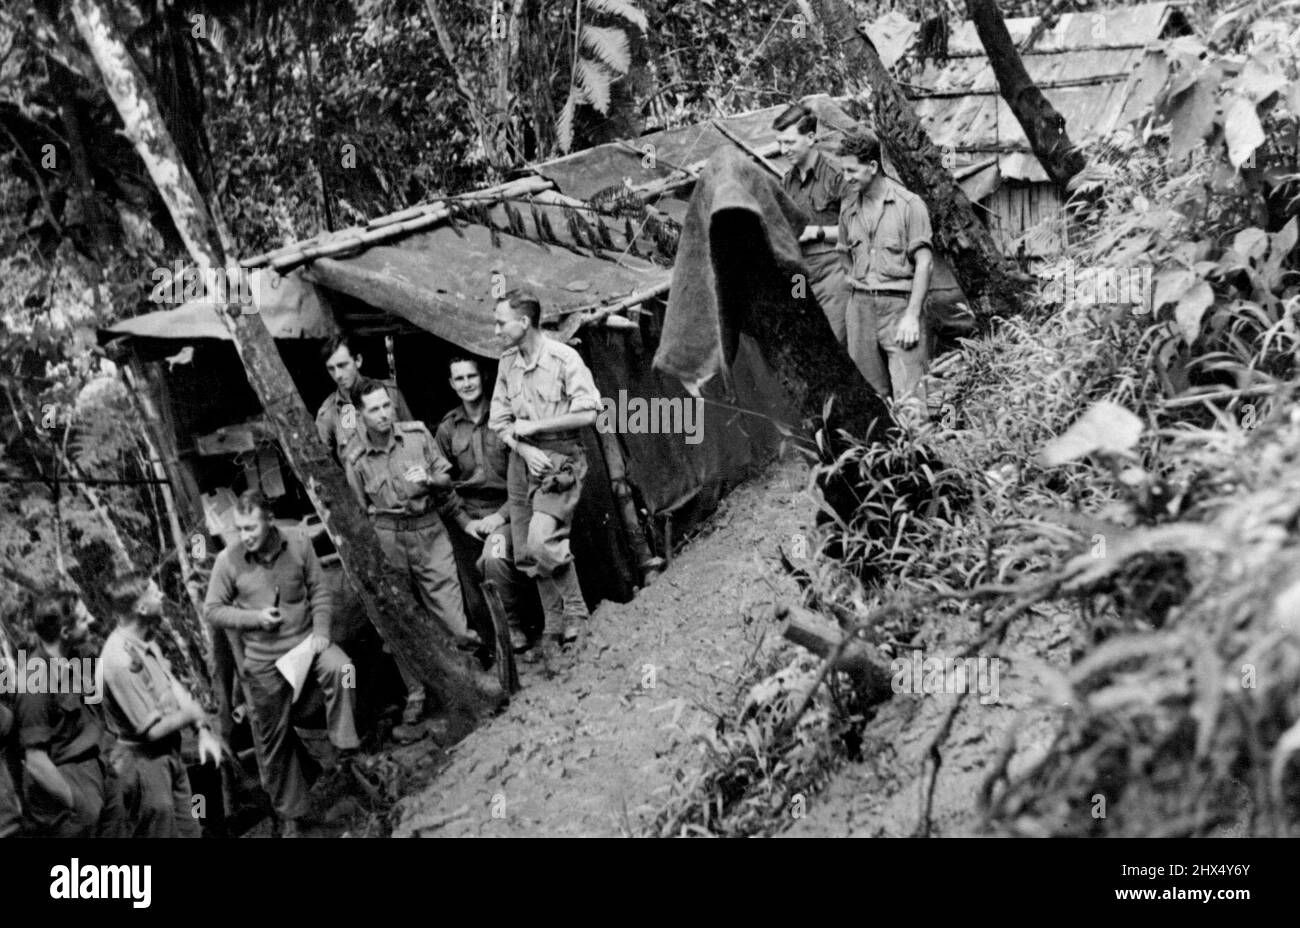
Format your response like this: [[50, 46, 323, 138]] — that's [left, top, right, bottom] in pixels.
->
[[274, 636, 315, 703]]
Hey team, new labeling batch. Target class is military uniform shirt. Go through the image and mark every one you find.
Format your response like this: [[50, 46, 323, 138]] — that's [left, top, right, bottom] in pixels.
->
[[488, 336, 601, 437], [837, 176, 934, 294], [315, 379, 412, 460], [101, 626, 183, 746], [436, 405, 511, 522], [345, 422, 469, 528], [781, 149, 848, 254]]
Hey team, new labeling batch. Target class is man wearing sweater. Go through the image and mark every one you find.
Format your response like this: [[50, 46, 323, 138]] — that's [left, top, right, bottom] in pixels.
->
[[203, 490, 359, 836]]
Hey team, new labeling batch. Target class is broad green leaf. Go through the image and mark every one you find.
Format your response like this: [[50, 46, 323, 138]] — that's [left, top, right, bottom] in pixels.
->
[[1175, 280, 1215, 344], [1041, 400, 1143, 466], [1167, 77, 1217, 162], [1229, 58, 1288, 103], [1153, 267, 1197, 310], [1233, 226, 1269, 262], [1223, 93, 1265, 168]]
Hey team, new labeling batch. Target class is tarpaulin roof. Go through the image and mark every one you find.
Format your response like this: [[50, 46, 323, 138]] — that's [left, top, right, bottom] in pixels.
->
[[302, 223, 669, 358], [865, 2, 1187, 183], [101, 269, 328, 342]]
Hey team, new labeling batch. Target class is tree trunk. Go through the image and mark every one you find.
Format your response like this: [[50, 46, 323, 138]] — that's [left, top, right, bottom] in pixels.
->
[[806, 0, 1030, 319], [968, 0, 1085, 189], [71, 0, 504, 731]]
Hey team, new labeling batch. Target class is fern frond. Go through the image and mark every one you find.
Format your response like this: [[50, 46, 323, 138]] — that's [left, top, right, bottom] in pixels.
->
[[575, 57, 613, 114], [581, 25, 631, 75], [585, 0, 648, 32], [557, 92, 577, 153]]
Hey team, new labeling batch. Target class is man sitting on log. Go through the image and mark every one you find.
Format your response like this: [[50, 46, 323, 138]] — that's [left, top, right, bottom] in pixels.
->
[[437, 357, 532, 654], [489, 290, 602, 668], [836, 128, 935, 424], [203, 490, 360, 837]]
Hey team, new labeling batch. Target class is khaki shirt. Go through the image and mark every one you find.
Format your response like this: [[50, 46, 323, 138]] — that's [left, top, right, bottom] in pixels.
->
[[345, 422, 468, 527], [488, 336, 601, 437], [837, 176, 934, 294], [781, 150, 847, 255], [101, 626, 183, 746], [315, 380, 411, 461], [435, 405, 510, 522]]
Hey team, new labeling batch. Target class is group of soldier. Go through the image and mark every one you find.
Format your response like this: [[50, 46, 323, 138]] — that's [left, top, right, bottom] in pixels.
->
[[0, 108, 933, 840], [774, 104, 936, 420], [0, 289, 601, 839]]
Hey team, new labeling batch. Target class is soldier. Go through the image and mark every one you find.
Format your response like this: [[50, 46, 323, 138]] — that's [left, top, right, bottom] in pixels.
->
[[489, 290, 602, 665], [836, 128, 935, 423], [774, 102, 850, 346], [102, 573, 222, 838], [344, 379, 481, 730], [14, 593, 126, 838], [436, 357, 530, 652], [203, 490, 359, 838], [316, 334, 412, 462]]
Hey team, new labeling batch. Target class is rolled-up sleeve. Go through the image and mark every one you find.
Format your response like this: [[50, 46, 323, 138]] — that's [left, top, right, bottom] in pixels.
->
[[489, 362, 513, 437], [103, 652, 162, 740], [563, 352, 601, 414], [904, 195, 934, 261]]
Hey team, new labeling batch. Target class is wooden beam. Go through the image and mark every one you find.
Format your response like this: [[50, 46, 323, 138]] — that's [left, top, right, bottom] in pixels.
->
[[779, 604, 893, 703]]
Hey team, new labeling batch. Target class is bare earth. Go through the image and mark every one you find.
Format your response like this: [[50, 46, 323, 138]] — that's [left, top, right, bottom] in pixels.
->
[[392, 455, 812, 837]]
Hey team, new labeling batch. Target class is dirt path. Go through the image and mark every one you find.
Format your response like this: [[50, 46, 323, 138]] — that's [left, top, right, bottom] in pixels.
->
[[392, 455, 811, 837]]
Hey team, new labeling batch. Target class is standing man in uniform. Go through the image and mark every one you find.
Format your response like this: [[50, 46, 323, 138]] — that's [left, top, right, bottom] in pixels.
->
[[774, 102, 850, 345], [489, 290, 602, 665], [204, 490, 359, 837], [102, 573, 222, 838], [316, 335, 413, 462], [437, 357, 530, 652], [836, 129, 935, 424], [14, 593, 125, 837], [344, 379, 480, 729]]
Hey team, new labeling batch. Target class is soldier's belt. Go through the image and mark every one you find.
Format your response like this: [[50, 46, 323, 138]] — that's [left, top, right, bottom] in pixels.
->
[[373, 509, 442, 531]]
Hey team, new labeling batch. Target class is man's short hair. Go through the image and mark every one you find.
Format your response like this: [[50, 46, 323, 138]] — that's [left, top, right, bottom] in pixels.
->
[[106, 573, 151, 615], [320, 333, 359, 364], [234, 489, 271, 518], [499, 289, 542, 328], [356, 378, 391, 405], [773, 103, 817, 135], [33, 593, 78, 643], [837, 129, 883, 166], [447, 356, 481, 377]]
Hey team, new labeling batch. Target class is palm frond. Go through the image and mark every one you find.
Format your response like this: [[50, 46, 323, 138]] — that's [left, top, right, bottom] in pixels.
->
[[585, 0, 648, 32], [581, 25, 631, 75], [575, 57, 613, 114]]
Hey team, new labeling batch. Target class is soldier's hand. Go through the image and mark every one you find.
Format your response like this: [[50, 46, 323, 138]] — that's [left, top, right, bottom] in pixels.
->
[[403, 465, 430, 485], [797, 225, 820, 244], [257, 607, 283, 630], [519, 445, 554, 478], [896, 312, 922, 350], [309, 633, 330, 655], [197, 728, 223, 766]]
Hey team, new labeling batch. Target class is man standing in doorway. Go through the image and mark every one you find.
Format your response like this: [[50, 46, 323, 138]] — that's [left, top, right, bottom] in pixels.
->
[[345, 379, 480, 731], [203, 491, 360, 837], [773, 102, 850, 345], [489, 290, 601, 667], [316, 335, 413, 462], [437, 357, 530, 653], [836, 129, 935, 423]]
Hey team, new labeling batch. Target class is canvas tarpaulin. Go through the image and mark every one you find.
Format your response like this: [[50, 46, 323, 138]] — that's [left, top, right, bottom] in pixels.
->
[[303, 223, 669, 358]]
